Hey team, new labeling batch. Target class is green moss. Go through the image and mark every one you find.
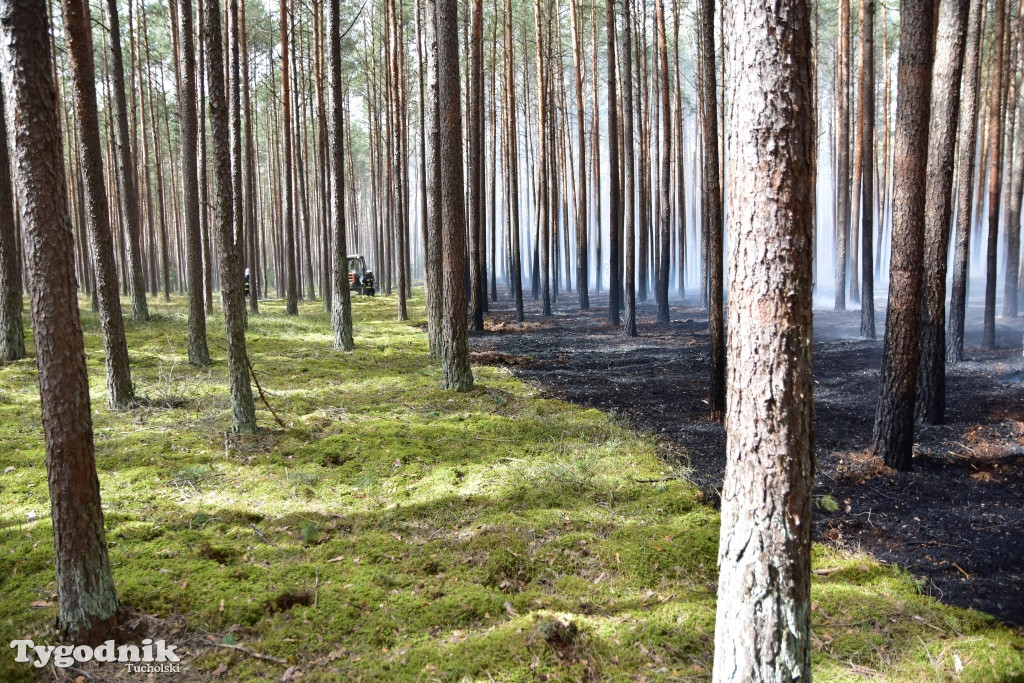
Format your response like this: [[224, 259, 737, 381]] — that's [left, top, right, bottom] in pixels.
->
[[0, 292, 1021, 682]]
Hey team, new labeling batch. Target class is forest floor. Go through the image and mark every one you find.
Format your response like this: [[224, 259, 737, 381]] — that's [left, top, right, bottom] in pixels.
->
[[0, 292, 1022, 682], [473, 288, 1024, 631]]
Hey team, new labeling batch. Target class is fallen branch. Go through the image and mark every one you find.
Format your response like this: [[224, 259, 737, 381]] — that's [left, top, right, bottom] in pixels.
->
[[215, 643, 287, 666], [247, 360, 287, 429], [907, 540, 992, 554]]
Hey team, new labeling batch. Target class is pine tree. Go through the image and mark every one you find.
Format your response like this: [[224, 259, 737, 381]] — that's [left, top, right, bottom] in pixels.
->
[[713, 0, 815, 677], [0, 0, 119, 643]]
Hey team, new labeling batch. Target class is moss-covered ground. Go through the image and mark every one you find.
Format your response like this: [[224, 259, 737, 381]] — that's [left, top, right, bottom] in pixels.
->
[[1, 293, 1021, 681]]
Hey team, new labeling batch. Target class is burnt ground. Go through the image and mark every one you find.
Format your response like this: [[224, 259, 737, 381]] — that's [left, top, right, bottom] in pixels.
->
[[469, 289, 1024, 627]]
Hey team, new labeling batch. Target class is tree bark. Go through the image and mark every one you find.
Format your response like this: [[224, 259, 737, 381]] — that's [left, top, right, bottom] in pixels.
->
[[655, 0, 671, 325], [713, 0, 815, 677], [281, 0, 299, 314], [437, 0, 473, 391], [105, 0, 148, 322], [425, 0, 445, 351], [570, 0, 589, 310], [177, 0, 211, 367], [858, 0, 877, 339], [700, 0, 725, 421], [621, 0, 636, 337], [947, 0, 985, 362], [982, 0, 1007, 350], [606, 0, 621, 326], [62, 0, 135, 409], [916, 0, 970, 424], [240, 0, 259, 314], [0, 84, 23, 362], [1002, 14, 1023, 319], [329, 0, 354, 351], [535, 0, 552, 317], [203, 0, 257, 434], [504, 0, 524, 322], [835, 0, 851, 311], [872, 0, 934, 472], [0, 0, 119, 643], [468, 0, 484, 329]]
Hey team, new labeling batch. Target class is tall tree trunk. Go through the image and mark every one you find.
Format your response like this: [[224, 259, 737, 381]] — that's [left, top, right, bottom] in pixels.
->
[[872, 0, 934, 472], [241, 0, 259, 314], [198, 5, 214, 312], [947, 0, 985, 362], [835, 0, 851, 310], [916, 0, 970, 423], [177, 0, 210, 366], [505, 0, 524, 321], [291, 6, 314, 304], [228, 0, 245, 319], [1007, 44, 1024, 319], [655, 0, 671, 324], [535, 0, 552, 316], [425, 0, 445, 352], [700, 0, 725, 421], [328, 0, 354, 351], [436, 0, 473, 391], [858, 0, 877, 338], [570, 0, 589, 310], [606, 0, 621, 326], [621, 0, 636, 337], [62, 0, 135, 409], [468, 0, 484, 328], [592, 3, 603, 295], [0, 0, 119, 643], [713, 0, 815, 678], [105, 0, 148, 321], [982, 0, 1007, 349], [203, 0, 257, 434], [281, 0, 299, 314], [140, 9, 171, 303], [0, 85, 23, 361]]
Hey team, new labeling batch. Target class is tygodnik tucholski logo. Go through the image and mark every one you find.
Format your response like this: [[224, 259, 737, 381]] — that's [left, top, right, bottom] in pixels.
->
[[10, 638, 182, 674]]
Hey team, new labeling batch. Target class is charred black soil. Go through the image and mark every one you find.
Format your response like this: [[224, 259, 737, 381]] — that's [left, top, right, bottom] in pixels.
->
[[471, 291, 1024, 627]]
